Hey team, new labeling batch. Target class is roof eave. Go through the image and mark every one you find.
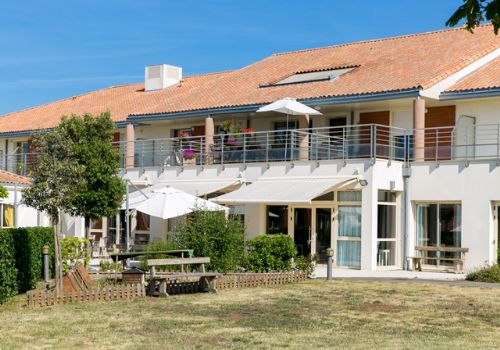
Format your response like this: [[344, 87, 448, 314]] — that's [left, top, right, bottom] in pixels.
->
[[127, 88, 421, 122], [440, 87, 500, 100]]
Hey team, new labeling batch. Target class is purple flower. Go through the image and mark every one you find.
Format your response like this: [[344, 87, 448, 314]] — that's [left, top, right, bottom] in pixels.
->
[[182, 149, 196, 160]]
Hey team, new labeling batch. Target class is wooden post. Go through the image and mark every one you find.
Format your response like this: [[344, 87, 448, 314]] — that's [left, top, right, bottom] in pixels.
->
[[298, 114, 310, 161], [413, 98, 425, 161], [125, 123, 135, 169]]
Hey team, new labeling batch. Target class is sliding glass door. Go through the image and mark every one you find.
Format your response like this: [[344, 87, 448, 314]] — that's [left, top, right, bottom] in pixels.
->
[[416, 203, 462, 265]]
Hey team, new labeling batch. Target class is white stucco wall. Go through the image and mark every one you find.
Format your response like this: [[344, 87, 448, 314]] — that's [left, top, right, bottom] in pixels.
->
[[409, 161, 500, 270]]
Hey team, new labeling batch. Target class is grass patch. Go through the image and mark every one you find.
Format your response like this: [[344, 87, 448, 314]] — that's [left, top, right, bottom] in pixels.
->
[[0, 280, 499, 349]]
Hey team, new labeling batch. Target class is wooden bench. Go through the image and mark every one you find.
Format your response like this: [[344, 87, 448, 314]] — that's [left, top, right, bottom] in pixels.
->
[[411, 246, 469, 273], [147, 257, 218, 297]]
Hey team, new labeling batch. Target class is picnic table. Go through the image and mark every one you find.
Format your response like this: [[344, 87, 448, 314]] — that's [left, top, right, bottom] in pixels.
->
[[109, 249, 194, 263], [146, 257, 218, 297]]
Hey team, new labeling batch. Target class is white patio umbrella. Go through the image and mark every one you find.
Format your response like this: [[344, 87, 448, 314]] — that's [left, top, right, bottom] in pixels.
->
[[134, 186, 228, 220], [256, 97, 322, 116], [257, 97, 322, 159]]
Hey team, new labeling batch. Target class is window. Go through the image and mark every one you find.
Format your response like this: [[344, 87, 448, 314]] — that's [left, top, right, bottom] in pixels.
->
[[0, 204, 14, 228], [416, 203, 462, 265], [136, 212, 150, 231], [338, 191, 362, 202], [377, 191, 397, 266], [267, 206, 288, 235], [262, 67, 356, 87], [337, 205, 362, 268]]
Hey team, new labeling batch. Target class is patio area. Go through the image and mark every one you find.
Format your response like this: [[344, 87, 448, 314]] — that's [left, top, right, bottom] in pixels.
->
[[313, 264, 466, 281]]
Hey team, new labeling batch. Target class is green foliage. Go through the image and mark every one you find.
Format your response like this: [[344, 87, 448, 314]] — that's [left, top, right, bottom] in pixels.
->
[[294, 255, 315, 277], [99, 261, 123, 272], [139, 240, 181, 271], [22, 112, 125, 223], [0, 185, 8, 199], [61, 237, 90, 273], [244, 234, 297, 272], [174, 211, 245, 272], [8, 227, 54, 293], [446, 0, 500, 34], [0, 231, 18, 304], [0, 227, 54, 303], [466, 264, 500, 283]]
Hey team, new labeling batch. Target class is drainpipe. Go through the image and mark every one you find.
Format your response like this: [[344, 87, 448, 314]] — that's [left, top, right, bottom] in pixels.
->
[[402, 166, 412, 270], [14, 183, 18, 228]]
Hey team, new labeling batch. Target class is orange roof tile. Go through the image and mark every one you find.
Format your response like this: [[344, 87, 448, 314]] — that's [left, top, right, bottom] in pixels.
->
[[445, 57, 500, 92], [0, 170, 30, 185], [0, 25, 498, 133]]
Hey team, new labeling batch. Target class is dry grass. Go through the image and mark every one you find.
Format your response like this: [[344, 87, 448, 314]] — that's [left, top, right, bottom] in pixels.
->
[[0, 280, 499, 349]]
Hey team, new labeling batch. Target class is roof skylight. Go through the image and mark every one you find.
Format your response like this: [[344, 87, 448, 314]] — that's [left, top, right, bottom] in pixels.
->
[[261, 67, 356, 88]]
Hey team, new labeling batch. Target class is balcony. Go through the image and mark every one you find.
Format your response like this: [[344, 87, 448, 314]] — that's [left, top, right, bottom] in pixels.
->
[[3, 123, 500, 176]]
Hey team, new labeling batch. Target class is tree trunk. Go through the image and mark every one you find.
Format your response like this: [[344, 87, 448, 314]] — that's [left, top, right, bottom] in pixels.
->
[[52, 221, 63, 293], [85, 217, 91, 263]]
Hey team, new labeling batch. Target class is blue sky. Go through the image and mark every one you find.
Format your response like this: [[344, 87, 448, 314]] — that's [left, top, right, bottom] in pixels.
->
[[0, 0, 462, 115]]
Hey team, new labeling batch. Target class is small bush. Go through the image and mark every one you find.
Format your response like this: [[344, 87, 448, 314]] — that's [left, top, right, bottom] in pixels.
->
[[140, 240, 181, 271], [0, 231, 18, 304], [99, 261, 123, 272], [244, 234, 297, 272], [294, 255, 315, 277], [61, 237, 90, 272], [174, 211, 245, 272], [466, 264, 500, 283]]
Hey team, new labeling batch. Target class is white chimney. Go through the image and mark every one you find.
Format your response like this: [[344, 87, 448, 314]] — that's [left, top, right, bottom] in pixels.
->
[[144, 64, 182, 91]]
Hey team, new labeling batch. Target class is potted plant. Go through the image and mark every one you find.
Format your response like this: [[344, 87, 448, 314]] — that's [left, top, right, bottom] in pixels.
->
[[181, 148, 196, 165]]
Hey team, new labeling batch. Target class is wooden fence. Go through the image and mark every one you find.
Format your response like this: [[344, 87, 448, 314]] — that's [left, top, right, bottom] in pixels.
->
[[152, 271, 307, 295], [217, 271, 307, 289], [27, 283, 145, 308]]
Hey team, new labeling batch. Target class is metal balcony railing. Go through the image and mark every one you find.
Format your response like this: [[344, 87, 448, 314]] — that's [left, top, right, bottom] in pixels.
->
[[6, 123, 500, 176]]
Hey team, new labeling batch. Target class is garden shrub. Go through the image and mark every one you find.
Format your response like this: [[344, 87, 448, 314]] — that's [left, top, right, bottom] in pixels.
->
[[174, 211, 245, 272], [7, 227, 54, 293], [139, 239, 180, 271], [466, 264, 500, 283], [0, 230, 18, 304], [244, 234, 297, 272], [61, 237, 90, 273], [294, 255, 315, 277]]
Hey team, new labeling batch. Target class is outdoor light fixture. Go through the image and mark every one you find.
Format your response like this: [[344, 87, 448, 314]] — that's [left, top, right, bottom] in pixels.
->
[[358, 179, 368, 187]]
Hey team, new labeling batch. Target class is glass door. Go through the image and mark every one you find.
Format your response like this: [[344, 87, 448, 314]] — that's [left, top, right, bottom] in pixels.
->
[[293, 208, 312, 256], [336, 205, 362, 268], [315, 208, 332, 263]]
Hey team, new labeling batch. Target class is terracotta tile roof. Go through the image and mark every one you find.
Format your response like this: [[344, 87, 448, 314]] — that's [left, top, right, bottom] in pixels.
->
[[0, 25, 498, 133], [445, 57, 500, 92], [0, 170, 30, 185]]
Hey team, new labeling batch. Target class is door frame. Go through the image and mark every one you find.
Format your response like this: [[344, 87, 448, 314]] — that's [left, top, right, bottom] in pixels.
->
[[289, 204, 334, 261]]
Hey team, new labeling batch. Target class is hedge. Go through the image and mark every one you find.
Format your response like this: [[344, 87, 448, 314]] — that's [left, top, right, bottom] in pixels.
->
[[0, 227, 54, 304], [0, 230, 18, 303], [244, 234, 297, 272]]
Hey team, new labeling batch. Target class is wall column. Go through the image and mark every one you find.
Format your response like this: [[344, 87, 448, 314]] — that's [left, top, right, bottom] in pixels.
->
[[413, 97, 425, 161], [125, 123, 135, 169], [205, 116, 214, 164], [298, 114, 309, 161]]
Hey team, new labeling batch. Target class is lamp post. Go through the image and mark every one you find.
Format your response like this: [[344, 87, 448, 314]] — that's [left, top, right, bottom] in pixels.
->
[[326, 247, 334, 280]]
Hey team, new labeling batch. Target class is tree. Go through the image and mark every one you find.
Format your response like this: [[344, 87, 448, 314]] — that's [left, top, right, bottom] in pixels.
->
[[0, 185, 8, 199], [447, 0, 500, 34], [22, 112, 125, 291]]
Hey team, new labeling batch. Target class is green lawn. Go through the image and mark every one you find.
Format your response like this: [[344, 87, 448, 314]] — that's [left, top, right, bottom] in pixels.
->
[[0, 280, 499, 349]]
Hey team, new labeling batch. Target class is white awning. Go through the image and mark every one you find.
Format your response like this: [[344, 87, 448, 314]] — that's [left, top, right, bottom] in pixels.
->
[[123, 179, 243, 209], [160, 179, 242, 197], [213, 176, 358, 204]]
